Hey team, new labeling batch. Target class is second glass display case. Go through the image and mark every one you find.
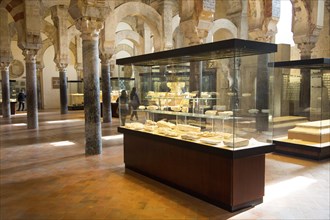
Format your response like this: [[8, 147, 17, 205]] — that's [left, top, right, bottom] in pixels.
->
[[0, 80, 19, 115], [67, 78, 135, 116], [67, 80, 84, 110], [272, 58, 330, 160]]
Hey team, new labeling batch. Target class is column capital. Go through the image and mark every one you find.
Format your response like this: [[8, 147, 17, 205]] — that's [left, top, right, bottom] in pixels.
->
[[76, 17, 104, 41], [298, 42, 316, 58], [23, 49, 38, 63], [36, 61, 45, 70], [179, 0, 215, 46], [57, 63, 68, 72], [0, 62, 10, 71], [99, 53, 112, 65]]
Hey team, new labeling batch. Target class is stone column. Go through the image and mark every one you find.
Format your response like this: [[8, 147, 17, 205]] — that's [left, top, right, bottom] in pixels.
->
[[292, 0, 323, 117], [36, 63, 44, 110], [51, 5, 70, 113], [78, 18, 103, 155], [298, 42, 314, 114], [228, 58, 241, 110], [256, 54, 269, 131], [179, 0, 215, 96], [189, 62, 202, 96], [274, 44, 291, 117], [58, 64, 68, 114], [0, 9, 13, 118], [162, 0, 175, 50], [239, 0, 249, 39], [23, 49, 38, 129], [1, 62, 11, 118], [100, 53, 112, 123]]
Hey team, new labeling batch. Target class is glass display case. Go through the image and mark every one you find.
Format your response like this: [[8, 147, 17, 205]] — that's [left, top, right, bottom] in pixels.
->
[[116, 39, 277, 212], [67, 80, 84, 110], [272, 58, 330, 160], [67, 78, 135, 116], [117, 40, 276, 151], [0, 80, 19, 115], [0, 80, 21, 100]]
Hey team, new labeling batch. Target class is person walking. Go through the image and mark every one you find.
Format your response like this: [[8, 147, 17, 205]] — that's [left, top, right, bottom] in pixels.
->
[[17, 89, 26, 111], [129, 87, 140, 121]]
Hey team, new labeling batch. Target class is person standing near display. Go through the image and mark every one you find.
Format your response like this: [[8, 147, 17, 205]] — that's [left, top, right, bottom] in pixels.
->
[[129, 87, 140, 121], [17, 89, 26, 111], [116, 90, 129, 126]]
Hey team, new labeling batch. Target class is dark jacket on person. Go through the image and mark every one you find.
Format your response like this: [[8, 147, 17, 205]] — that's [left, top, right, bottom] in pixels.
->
[[17, 92, 26, 102]]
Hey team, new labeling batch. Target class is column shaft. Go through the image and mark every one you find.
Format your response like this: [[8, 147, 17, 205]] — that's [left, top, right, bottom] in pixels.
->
[[83, 39, 102, 155], [256, 55, 269, 131], [59, 70, 68, 114], [101, 63, 112, 123], [230, 58, 241, 110], [299, 69, 311, 110], [189, 61, 202, 95], [163, 0, 173, 50], [298, 44, 314, 118], [1, 67, 11, 118], [26, 59, 38, 129]]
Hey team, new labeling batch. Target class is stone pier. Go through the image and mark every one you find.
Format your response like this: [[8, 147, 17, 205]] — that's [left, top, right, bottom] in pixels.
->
[[59, 65, 68, 114], [24, 49, 39, 129], [80, 18, 104, 155], [101, 55, 112, 123]]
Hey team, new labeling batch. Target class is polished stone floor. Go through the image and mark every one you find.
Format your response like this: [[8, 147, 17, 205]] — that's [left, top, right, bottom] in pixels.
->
[[0, 110, 329, 220]]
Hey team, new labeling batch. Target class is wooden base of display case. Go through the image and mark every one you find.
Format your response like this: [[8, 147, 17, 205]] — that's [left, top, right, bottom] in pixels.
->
[[273, 140, 330, 160], [0, 102, 16, 115], [68, 105, 84, 110], [118, 127, 274, 212], [111, 103, 119, 118]]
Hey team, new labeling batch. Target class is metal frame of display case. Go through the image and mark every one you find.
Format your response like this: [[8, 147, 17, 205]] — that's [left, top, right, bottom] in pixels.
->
[[116, 39, 277, 212], [271, 58, 330, 160]]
